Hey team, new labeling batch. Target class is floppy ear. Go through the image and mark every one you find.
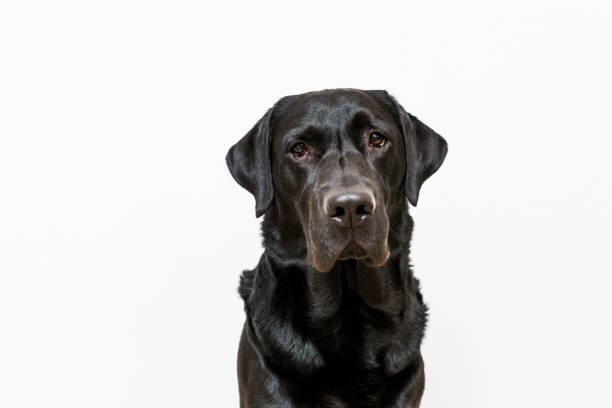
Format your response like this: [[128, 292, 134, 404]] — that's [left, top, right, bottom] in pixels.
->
[[225, 108, 275, 217], [389, 97, 448, 206]]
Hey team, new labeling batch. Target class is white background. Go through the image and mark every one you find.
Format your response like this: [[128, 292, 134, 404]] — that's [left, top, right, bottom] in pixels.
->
[[1, 1, 611, 407]]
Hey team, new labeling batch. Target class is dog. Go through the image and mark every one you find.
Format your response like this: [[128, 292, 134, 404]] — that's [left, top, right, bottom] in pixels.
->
[[226, 89, 447, 407]]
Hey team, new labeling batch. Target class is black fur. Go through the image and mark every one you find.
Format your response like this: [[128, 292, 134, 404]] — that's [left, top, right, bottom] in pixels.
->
[[227, 89, 447, 407]]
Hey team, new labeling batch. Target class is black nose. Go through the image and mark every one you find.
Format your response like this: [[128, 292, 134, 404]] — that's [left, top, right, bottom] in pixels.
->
[[324, 190, 375, 228]]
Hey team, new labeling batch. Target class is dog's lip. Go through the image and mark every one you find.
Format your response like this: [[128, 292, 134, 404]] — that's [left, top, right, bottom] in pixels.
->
[[337, 241, 368, 260]]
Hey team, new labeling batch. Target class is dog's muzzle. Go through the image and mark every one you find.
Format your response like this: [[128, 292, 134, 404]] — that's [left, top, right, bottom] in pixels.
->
[[305, 182, 390, 272]]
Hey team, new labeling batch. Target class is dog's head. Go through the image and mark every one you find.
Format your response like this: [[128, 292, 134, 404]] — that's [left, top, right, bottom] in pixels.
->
[[227, 89, 447, 272]]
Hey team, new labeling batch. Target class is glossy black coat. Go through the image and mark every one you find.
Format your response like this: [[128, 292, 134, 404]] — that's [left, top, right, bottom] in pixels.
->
[[226, 89, 447, 407]]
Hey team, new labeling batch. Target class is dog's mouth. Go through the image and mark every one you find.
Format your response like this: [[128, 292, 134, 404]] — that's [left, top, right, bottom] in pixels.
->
[[307, 236, 391, 273], [343, 239, 390, 269], [337, 241, 368, 261]]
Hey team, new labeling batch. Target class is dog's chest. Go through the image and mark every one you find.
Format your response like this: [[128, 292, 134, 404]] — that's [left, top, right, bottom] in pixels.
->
[[272, 314, 419, 407], [241, 258, 426, 407], [267, 367, 415, 408]]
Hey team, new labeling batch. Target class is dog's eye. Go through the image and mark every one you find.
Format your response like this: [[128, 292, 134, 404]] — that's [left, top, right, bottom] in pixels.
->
[[369, 132, 386, 148], [290, 142, 308, 157]]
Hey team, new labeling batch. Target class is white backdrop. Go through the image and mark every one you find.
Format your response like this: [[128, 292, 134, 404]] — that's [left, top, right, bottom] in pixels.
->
[[1, 1, 611, 407]]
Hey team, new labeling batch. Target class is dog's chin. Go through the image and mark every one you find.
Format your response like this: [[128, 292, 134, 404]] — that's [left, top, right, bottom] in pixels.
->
[[308, 240, 390, 273]]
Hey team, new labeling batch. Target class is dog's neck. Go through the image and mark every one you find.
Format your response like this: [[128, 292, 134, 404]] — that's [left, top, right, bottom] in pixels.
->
[[239, 200, 426, 381]]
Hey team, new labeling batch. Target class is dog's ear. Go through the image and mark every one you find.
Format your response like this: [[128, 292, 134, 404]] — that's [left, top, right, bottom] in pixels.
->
[[387, 94, 448, 206], [226, 108, 274, 217]]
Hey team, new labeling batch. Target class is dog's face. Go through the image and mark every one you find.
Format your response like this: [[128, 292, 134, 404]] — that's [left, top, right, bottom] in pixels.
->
[[227, 89, 447, 272]]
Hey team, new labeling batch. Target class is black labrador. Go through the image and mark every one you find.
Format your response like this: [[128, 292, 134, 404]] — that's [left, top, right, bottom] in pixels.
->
[[226, 89, 447, 407]]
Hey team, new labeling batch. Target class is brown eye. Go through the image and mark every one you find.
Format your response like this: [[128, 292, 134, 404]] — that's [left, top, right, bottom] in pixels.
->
[[369, 132, 386, 148], [290, 142, 308, 157]]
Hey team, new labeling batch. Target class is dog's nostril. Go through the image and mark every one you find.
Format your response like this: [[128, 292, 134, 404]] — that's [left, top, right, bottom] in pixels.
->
[[356, 204, 370, 216], [332, 206, 346, 218]]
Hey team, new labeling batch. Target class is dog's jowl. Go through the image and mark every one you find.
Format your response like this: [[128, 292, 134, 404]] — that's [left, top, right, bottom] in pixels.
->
[[226, 89, 447, 407]]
